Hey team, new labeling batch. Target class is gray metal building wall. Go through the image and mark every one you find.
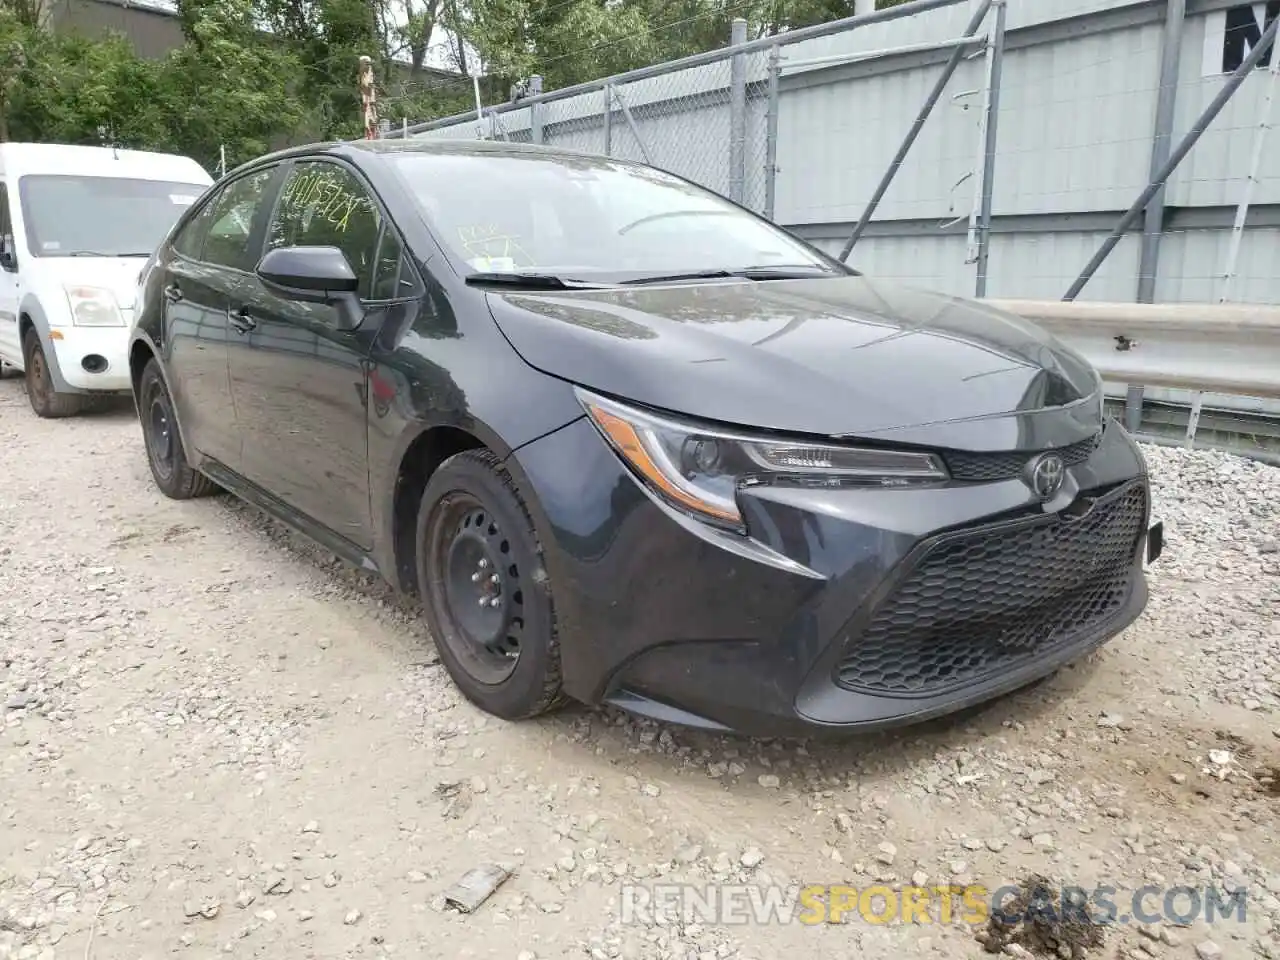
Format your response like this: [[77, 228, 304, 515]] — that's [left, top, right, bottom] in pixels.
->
[[407, 0, 1280, 307]]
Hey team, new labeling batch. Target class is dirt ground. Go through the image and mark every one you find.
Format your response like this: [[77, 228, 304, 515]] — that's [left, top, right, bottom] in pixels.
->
[[1, 374, 1277, 960]]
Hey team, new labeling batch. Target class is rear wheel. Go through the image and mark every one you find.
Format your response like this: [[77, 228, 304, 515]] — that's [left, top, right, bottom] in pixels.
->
[[139, 358, 217, 500], [416, 449, 566, 720], [23, 328, 85, 418]]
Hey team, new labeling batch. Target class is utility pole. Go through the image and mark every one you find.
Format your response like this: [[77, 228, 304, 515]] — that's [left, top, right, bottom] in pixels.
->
[[359, 55, 378, 139]]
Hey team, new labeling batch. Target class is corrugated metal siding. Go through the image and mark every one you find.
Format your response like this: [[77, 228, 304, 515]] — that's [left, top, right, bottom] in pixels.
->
[[413, 0, 1280, 305]]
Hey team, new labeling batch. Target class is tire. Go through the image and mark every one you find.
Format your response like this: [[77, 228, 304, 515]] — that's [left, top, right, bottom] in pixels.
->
[[23, 328, 85, 418], [138, 357, 218, 500], [416, 448, 567, 720]]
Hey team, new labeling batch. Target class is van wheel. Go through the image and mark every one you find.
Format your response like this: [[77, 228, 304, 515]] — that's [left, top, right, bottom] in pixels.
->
[[416, 449, 568, 721], [139, 357, 217, 499], [23, 328, 85, 418]]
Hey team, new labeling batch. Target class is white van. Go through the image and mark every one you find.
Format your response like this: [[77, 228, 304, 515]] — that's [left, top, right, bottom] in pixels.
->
[[0, 143, 214, 417]]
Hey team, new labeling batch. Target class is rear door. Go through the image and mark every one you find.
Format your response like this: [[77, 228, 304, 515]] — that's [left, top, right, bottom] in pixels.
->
[[162, 165, 281, 470]]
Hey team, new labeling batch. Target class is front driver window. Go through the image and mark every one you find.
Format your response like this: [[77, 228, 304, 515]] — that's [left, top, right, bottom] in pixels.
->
[[266, 162, 383, 299]]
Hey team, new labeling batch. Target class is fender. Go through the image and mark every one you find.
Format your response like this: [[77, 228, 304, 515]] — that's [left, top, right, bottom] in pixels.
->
[[18, 296, 78, 394]]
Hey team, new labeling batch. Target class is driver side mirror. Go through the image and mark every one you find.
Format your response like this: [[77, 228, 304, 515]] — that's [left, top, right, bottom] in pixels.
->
[[0, 234, 17, 271], [256, 245, 363, 331]]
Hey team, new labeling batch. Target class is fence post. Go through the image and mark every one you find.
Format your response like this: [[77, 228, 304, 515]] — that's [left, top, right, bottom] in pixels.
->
[[973, 0, 1006, 298], [1138, 0, 1185, 305], [603, 83, 613, 156], [764, 43, 782, 221], [1129, 0, 1186, 433], [1063, 13, 1279, 301], [729, 18, 748, 204], [529, 75, 544, 144]]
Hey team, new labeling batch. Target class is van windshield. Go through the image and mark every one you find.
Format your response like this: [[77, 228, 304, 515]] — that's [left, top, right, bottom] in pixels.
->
[[18, 174, 208, 258]]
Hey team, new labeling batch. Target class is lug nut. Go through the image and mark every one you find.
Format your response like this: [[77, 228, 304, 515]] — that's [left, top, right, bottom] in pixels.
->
[[490, 574, 500, 585], [478, 558, 490, 570], [471, 572, 481, 583]]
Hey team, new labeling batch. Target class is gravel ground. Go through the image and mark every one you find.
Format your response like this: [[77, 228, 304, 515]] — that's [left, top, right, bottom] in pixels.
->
[[1, 373, 1278, 960]]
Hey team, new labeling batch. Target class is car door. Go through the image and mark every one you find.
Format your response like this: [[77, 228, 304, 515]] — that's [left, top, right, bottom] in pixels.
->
[[0, 183, 20, 365], [162, 165, 281, 470], [227, 158, 395, 552]]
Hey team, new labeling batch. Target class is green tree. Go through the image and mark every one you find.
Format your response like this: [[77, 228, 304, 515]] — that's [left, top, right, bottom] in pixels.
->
[[162, 0, 308, 169]]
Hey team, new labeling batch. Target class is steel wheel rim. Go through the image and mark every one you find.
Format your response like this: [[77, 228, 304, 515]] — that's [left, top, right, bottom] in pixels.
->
[[28, 348, 46, 407], [144, 383, 176, 480], [430, 493, 524, 685]]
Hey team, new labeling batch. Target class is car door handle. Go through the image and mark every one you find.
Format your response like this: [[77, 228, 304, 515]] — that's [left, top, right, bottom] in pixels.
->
[[164, 283, 183, 303], [228, 306, 257, 334]]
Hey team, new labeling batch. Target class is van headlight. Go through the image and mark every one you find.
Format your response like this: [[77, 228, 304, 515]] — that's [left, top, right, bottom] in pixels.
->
[[577, 388, 949, 533], [65, 286, 125, 327]]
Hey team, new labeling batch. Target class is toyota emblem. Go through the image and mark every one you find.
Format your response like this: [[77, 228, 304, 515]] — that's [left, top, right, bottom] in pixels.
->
[[1027, 453, 1065, 499]]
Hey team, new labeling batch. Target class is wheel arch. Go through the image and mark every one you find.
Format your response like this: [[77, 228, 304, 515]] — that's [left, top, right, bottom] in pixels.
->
[[386, 415, 564, 599], [389, 424, 489, 596]]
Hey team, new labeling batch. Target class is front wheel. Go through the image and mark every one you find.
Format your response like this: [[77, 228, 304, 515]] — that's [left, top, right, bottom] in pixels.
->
[[23, 328, 84, 418], [416, 449, 567, 720], [138, 358, 218, 500]]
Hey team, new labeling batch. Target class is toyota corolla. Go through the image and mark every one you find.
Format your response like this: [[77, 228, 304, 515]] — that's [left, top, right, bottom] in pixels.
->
[[127, 138, 1163, 737]]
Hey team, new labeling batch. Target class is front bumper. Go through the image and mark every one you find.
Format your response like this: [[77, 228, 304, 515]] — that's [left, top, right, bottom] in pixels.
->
[[48, 325, 132, 392], [512, 415, 1158, 739]]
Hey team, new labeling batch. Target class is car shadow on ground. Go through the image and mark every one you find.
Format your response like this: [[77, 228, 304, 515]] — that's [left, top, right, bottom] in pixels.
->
[[218, 490, 1113, 787]]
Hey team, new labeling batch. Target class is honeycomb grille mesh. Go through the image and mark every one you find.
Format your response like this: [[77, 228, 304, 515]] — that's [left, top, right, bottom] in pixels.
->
[[835, 481, 1147, 697], [942, 432, 1102, 483]]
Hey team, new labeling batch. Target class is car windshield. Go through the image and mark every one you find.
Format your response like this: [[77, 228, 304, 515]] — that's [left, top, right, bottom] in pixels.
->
[[386, 150, 844, 281], [18, 174, 207, 258]]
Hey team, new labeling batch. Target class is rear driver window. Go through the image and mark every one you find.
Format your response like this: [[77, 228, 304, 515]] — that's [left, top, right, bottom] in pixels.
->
[[196, 168, 276, 272]]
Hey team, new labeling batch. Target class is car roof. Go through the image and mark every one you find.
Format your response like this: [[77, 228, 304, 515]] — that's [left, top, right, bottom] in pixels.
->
[[226, 137, 611, 178]]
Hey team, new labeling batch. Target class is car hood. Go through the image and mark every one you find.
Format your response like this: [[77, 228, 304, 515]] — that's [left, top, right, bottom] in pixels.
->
[[484, 275, 1103, 445]]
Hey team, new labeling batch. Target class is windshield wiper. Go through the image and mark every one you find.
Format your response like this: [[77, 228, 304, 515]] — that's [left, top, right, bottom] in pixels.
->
[[465, 271, 606, 290], [619, 265, 840, 285], [64, 250, 153, 258]]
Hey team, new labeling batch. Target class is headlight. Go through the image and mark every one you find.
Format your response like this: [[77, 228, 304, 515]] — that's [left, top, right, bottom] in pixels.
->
[[577, 388, 949, 532], [65, 286, 125, 327]]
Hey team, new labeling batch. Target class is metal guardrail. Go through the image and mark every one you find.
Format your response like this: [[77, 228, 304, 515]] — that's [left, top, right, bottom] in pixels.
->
[[990, 299, 1280, 401]]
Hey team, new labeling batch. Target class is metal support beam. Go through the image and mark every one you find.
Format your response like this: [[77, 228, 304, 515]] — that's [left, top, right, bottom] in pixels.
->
[[1064, 12, 1279, 301], [612, 88, 654, 166], [974, 0, 1007, 298], [529, 75, 544, 144], [839, 0, 994, 262], [603, 84, 613, 156], [1219, 39, 1280, 303], [1137, 0, 1185, 304], [729, 18, 748, 204], [764, 44, 782, 221], [1129, 0, 1185, 433]]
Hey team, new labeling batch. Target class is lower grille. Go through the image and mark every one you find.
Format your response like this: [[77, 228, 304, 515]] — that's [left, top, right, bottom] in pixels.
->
[[835, 480, 1147, 697], [942, 430, 1102, 483]]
